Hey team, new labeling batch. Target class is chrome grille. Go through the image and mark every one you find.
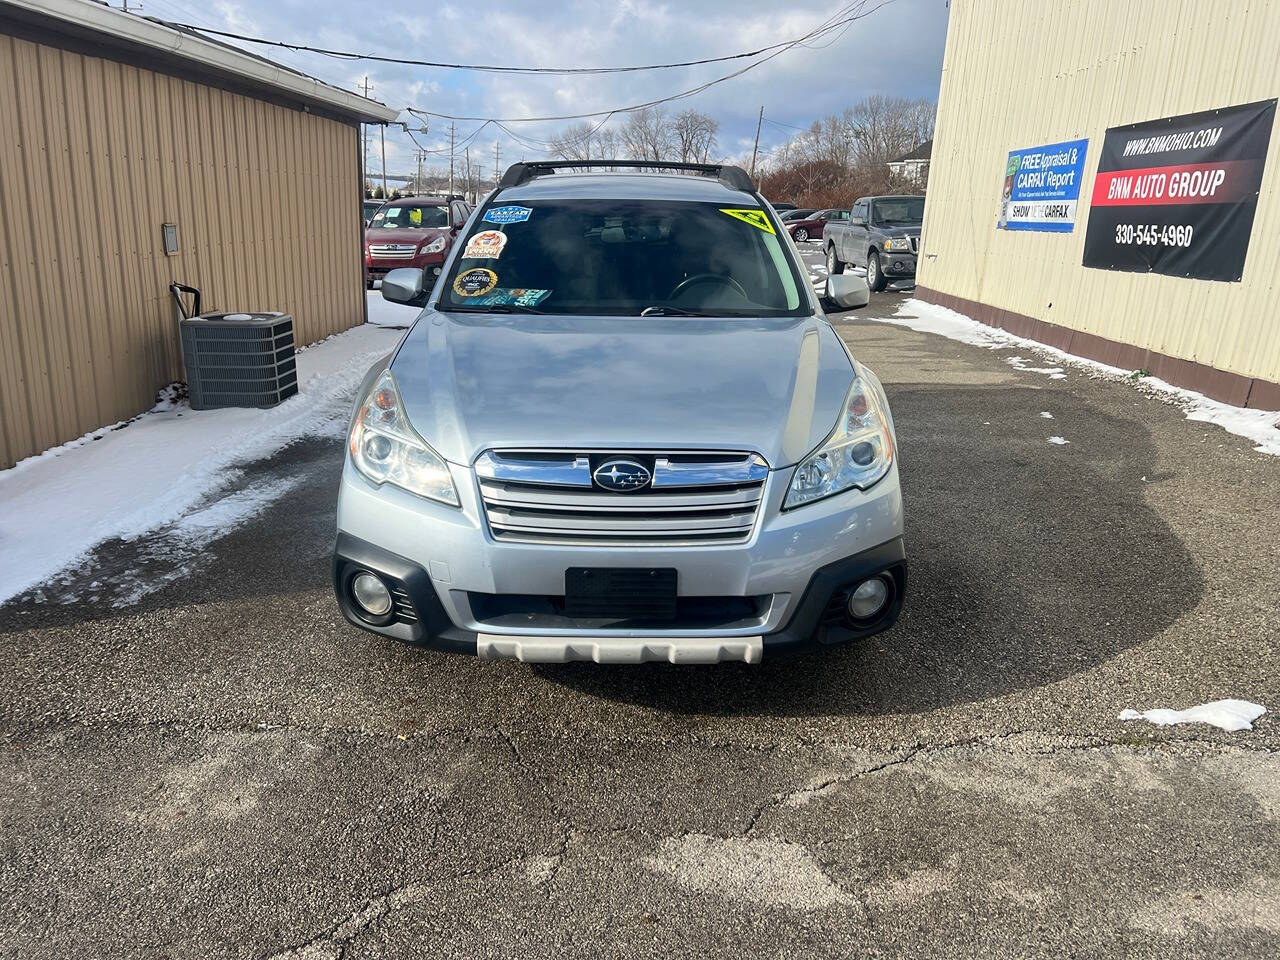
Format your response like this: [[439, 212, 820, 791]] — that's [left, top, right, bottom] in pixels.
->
[[476, 450, 768, 546], [369, 243, 417, 260]]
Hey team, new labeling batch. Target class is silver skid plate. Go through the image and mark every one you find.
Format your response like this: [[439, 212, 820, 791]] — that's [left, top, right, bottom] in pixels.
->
[[475, 634, 764, 664]]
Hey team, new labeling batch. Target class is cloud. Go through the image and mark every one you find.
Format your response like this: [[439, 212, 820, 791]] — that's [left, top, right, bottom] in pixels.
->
[[195, 0, 948, 177]]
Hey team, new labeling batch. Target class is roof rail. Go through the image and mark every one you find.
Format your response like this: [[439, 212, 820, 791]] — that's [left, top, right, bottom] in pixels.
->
[[498, 160, 756, 193]]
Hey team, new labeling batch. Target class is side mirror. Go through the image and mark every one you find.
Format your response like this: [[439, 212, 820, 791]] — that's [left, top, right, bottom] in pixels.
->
[[851, 215, 867, 226], [381, 267, 427, 306], [825, 273, 871, 310]]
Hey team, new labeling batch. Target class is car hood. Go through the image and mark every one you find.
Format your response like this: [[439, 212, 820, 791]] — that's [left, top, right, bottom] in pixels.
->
[[885, 224, 922, 237], [389, 311, 856, 468], [364, 227, 448, 245]]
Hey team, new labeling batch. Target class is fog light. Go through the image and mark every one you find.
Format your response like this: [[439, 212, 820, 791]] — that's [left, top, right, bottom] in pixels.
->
[[847, 577, 890, 620], [351, 572, 392, 617], [432, 266, 442, 276]]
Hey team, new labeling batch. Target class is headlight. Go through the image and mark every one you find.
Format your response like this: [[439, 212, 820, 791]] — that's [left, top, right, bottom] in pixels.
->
[[883, 237, 912, 251], [419, 236, 447, 254], [349, 370, 459, 506], [784, 373, 894, 509]]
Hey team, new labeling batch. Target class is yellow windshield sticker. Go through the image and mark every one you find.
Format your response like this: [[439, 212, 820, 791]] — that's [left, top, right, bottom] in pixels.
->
[[720, 208, 774, 234]]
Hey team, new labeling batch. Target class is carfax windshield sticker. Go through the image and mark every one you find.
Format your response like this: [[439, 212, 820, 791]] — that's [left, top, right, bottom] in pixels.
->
[[483, 205, 533, 224], [719, 208, 775, 234], [471, 288, 551, 307], [463, 230, 508, 259], [453, 268, 499, 297], [997, 137, 1088, 232]]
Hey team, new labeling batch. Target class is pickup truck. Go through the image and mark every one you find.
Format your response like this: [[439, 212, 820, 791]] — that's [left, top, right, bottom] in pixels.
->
[[822, 195, 924, 292]]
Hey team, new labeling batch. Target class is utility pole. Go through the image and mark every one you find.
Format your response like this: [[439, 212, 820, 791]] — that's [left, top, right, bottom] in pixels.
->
[[380, 124, 387, 197], [494, 140, 501, 185], [448, 123, 455, 197], [358, 76, 373, 195], [464, 146, 472, 203], [749, 105, 764, 181]]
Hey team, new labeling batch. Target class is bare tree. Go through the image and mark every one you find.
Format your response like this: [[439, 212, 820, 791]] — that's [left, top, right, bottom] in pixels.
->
[[620, 106, 675, 161], [595, 126, 619, 160], [549, 121, 624, 163], [847, 95, 935, 168], [549, 121, 604, 161], [672, 109, 719, 163], [757, 95, 936, 207]]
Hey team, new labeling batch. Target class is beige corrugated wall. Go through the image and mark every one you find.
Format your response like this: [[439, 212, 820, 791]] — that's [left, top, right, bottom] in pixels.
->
[[0, 32, 364, 469], [918, 0, 1280, 385]]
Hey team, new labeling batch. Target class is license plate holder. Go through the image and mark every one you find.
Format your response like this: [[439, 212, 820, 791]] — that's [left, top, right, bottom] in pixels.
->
[[564, 567, 678, 620]]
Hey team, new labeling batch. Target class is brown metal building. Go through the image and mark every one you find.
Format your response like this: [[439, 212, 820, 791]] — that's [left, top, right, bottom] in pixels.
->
[[0, 0, 397, 469]]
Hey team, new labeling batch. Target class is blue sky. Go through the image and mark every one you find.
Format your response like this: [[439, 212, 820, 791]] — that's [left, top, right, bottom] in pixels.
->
[[143, 0, 949, 178]]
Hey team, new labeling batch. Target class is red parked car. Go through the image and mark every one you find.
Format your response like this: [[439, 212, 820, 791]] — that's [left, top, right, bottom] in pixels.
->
[[364, 197, 471, 288], [786, 207, 850, 243]]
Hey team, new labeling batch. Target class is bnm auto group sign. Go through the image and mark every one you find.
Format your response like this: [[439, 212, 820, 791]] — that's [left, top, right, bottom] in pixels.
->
[[1082, 99, 1276, 282]]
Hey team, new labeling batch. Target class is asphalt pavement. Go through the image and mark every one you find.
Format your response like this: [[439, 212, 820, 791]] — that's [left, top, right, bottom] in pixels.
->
[[2, 245, 1278, 959]]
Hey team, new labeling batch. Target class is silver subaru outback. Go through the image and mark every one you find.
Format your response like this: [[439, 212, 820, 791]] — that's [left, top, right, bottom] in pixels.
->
[[333, 161, 905, 664]]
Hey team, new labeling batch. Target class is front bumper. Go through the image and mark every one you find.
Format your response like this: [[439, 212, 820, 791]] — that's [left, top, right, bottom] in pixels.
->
[[365, 252, 446, 281], [880, 250, 917, 278], [334, 531, 906, 662], [333, 461, 906, 663]]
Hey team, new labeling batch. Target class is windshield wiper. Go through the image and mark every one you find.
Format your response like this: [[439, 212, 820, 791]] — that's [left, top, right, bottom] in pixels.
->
[[640, 305, 712, 316], [444, 303, 545, 314]]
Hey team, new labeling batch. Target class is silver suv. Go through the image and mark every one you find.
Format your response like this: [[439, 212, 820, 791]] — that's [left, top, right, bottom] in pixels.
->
[[333, 161, 906, 664]]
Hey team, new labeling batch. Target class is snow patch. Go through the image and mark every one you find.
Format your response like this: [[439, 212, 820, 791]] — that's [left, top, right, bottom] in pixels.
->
[[1040, 411, 1054, 419], [1006, 355, 1066, 379], [643, 835, 852, 911], [64, 475, 303, 609], [1119, 699, 1266, 733], [889, 299, 1280, 455], [0, 324, 399, 604], [1047, 436, 1070, 445]]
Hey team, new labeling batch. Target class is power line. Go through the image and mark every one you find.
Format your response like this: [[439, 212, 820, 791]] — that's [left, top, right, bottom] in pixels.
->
[[763, 116, 812, 133], [401, 0, 895, 124], [150, 2, 886, 76]]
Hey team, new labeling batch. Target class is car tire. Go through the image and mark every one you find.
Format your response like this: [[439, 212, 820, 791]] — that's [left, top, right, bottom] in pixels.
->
[[867, 250, 886, 292], [793, 227, 809, 242], [826, 244, 845, 275]]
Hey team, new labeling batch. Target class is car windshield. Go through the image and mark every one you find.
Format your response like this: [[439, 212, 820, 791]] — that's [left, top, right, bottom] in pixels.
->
[[437, 199, 808, 317], [872, 197, 925, 224], [370, 204, 449, 229]]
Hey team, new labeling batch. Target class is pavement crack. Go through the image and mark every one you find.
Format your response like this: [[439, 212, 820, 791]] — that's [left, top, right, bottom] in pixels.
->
[[263, 882, 429, 960], [744, 730, 1279, 835], [492, 724, 575, 899]]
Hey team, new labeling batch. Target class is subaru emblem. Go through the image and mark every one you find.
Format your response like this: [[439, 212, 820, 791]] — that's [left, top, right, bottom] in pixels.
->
[[593, 458, 652, 492]]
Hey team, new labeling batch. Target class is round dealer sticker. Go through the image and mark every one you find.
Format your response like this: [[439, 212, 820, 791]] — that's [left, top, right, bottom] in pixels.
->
[[463, 230, 508, 259], [453, 268, 498, 297]]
